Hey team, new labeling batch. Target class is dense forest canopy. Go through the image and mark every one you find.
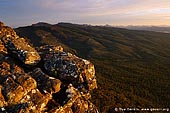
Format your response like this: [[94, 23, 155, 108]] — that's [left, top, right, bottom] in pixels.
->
[[15, 23, 170, 112]]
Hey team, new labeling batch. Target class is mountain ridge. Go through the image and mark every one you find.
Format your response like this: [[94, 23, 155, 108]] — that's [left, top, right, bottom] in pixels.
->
[[117, 25, 170, 33], [15, 22, 170, 112]]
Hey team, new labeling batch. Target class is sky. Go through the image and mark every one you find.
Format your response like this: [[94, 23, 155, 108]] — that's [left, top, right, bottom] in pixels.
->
[[0, 0, 170, 27]]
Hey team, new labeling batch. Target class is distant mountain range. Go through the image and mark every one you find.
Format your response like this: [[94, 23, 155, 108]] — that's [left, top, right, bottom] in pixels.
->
[[15, 22, 170, 112], [117, 25, 170, 33]]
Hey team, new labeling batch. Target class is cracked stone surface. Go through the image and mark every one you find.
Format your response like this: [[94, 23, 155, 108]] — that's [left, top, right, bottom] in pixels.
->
[[0, 22, 98, 113]]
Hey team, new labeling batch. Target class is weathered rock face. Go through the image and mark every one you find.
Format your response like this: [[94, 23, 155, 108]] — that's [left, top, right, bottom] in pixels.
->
[[0, 22, 41, 65], [0, 22, 98, 113], [39, 45, 97, 91]]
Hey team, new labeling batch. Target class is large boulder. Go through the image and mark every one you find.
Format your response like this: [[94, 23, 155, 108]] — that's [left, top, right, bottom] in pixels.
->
[[40, 45, 97, 91]]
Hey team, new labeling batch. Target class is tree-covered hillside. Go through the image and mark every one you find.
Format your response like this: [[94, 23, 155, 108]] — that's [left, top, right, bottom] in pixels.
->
[[15, 23, 170, 112]]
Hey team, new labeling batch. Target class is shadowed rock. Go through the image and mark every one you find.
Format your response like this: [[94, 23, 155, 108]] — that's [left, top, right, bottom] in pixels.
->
[[30, 68, 61, 94]]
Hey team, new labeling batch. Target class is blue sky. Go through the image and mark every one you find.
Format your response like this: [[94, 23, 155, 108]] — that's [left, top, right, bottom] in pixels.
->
[[0, 0, 170, 27]]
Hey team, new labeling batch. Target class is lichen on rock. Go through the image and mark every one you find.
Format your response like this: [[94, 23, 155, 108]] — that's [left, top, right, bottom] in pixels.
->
[[0, 22, 98, 113], [41, 45, 97, 91], [0, 22, 40, 66]]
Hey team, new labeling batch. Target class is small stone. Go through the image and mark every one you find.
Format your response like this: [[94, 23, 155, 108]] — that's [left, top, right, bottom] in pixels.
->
[[16, 74, 37, 93], [0, 22, 4, 27], [1, 107, 5, 111], [0, 85, 7, 107], [30, 68, 61, 94], [2, 77, 25, 105]]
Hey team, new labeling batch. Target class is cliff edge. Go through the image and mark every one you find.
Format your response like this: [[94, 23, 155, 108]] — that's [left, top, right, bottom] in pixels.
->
[[0, 22, 98, 113]]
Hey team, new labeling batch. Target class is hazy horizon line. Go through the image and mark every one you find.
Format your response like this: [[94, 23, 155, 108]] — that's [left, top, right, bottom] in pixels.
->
[[12, 21, 170, 28]]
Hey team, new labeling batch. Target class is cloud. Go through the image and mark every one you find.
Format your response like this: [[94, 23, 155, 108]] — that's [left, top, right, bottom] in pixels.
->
[[35, 0, 170, 20], [1, 0, 170, 27], [82, 0, 170, 15]]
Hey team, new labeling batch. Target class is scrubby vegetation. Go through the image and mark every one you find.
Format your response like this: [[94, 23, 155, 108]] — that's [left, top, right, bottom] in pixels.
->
[[15, 23, 170, 112]]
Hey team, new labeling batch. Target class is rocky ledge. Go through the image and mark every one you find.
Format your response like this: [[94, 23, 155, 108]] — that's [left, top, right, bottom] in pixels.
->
[[0, 22, 98, 113]]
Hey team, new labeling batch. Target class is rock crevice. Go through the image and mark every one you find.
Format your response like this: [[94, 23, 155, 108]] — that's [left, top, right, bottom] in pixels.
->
[[0, 22, 98, 113]]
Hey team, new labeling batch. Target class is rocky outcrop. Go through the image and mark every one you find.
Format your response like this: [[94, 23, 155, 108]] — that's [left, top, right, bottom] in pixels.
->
[[0, 22, 40, 65], [39, 45, 97, 91], [0, 22, 98, 113]]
